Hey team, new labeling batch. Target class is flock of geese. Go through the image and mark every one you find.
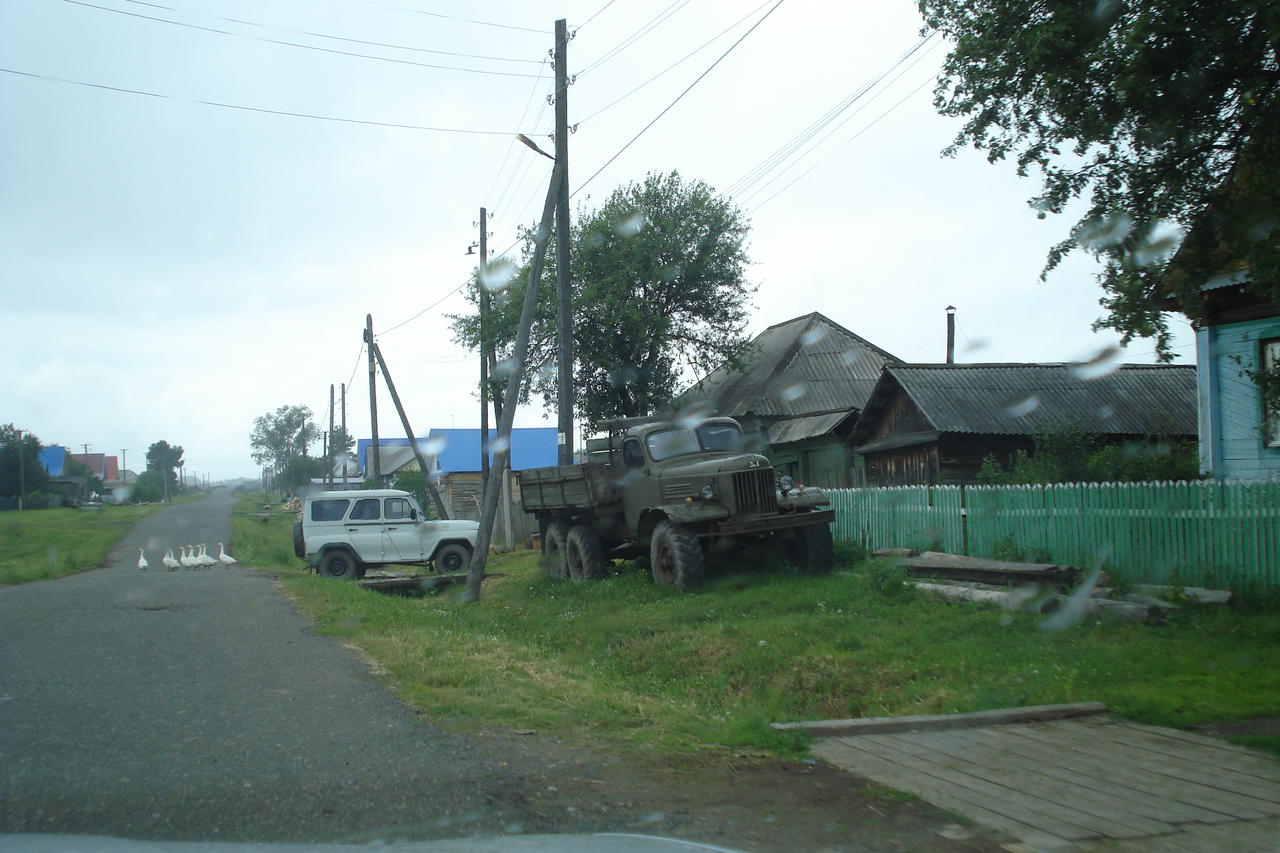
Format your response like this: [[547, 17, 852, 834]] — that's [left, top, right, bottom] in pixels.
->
[[136, 543, 237, 572]]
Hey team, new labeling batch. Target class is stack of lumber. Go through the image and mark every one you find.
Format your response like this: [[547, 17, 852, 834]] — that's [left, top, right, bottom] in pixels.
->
[[887, 550, 1080, 590]]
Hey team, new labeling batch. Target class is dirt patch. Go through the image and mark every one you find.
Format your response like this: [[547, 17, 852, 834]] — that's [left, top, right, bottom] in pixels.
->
[[1190, 717, 1280, 737], [461, 725, 1008, 853]]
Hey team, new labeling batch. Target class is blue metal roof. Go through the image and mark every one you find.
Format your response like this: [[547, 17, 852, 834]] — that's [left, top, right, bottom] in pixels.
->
[[357, 428, 558, 474], [38, 445, 66, 477]]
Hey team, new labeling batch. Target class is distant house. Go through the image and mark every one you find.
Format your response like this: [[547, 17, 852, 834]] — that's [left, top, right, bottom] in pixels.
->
[[848, 363, 1199, 486], [357, 428, 558, 520], [679, 312, 899, 487], [1186, 276, 1280, 479]]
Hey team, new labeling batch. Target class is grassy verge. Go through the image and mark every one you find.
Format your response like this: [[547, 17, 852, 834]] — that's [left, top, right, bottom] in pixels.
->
[[0, 504, 167, 585], [232, 494, 1280, 758]]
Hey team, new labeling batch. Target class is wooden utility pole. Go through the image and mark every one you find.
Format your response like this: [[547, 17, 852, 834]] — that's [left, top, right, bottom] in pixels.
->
[[17, 429, 24, 511], [340, 383, 348, 480], [327, 384, 335, 487], [466, 159, 565, 601], [479, 206, 491, 492], [365, 314, 381, 482], [554, 17, 574, 465], [370, 343, 451, 520]]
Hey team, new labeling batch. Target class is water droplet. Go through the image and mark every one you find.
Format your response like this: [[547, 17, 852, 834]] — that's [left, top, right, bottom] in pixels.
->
[[674, 399, 713, 428], [642, 812, 666, 824], [1076, 212, 1134, 250], [659, 264, 681, 282], [479, 259, 518, 292], [839, 350, 861, 367], [536, 364, 557, 383], [614, 211, 646, 237], [1069, 345, 1121, 380], [1098, 405, 1115, 419], [422, 436, 448, 455], [493, 358, 519, 378], [780, 382, 808, 402], [490, 436, 510, 454], [585, 230, 606, 248], [1093, 0, 1122, 22], [1129, 221, 1184, 267], [800, 326, 827, 346], [962, 337, 989, 353], [1006, 395, 1040, 417]]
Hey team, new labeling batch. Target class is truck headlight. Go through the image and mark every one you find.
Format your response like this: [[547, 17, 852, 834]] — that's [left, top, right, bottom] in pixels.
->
[[700, 483, 717, 500], [778, 475, 794, 493]]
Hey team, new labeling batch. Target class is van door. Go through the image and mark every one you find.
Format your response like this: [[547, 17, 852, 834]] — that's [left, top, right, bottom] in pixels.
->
[[345, 497, 385, 562], [381, 496, 425, 564]]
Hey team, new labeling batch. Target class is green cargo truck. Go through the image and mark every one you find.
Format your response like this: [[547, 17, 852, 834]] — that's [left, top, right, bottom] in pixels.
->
[[518, 416, 835, 588]]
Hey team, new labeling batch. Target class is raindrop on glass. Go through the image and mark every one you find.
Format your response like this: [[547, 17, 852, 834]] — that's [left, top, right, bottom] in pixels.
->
[[614, 211, 646, 237], [780, 382, 808, 402], [1069, 345, 1121, 380], [490, 436, 510, 454], [1006, 395, 1040, 417], [422, 436, 448, 456], [1098, 405, 1116, 419], [800, 326, 827, 346], [479, 259, 518, 292], [674, 400, 713, 429], [1076, 212, 1134, 250], [494, 358, 519, 378], [1129, 221, 1184, 267], [839, 350, 861, 367]]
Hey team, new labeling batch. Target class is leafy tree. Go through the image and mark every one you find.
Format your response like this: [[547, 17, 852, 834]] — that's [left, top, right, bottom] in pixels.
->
[[276, 456, 324, 496], [0, 424, 49, 499], [62, 456, 105, 498], [131, 469, 166, 503], [451, 170, 756, 427], [145, 440, 184, 499], [919, 0, 1280, 354], [249, 405, 318, 476], [391, 469, 439, 519]]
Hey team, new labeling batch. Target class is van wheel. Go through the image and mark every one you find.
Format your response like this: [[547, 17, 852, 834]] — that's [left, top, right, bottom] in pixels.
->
[[566, 525, 605, 581], [319, 550, 359, 580], [543, 520, 570, 580], [292, 521, 305, 559], [650, 520, 704, 589], [435, 543, 471, 574]]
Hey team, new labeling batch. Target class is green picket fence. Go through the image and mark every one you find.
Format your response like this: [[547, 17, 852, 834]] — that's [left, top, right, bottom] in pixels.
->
[[828, 479, 1280, 589]]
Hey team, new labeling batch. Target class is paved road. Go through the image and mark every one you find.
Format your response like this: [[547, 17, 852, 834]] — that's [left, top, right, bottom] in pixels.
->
[[0, 491, 538, 843]]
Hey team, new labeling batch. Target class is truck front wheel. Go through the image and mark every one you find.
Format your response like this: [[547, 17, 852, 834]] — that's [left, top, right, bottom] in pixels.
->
[[543, 520, 570, 580], [789, 524, 834, 575], [650, 520, 704, 589], [566, 525, 605, 581]]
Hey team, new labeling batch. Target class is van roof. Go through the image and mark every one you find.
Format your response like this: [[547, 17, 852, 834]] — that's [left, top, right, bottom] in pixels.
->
[[306, 489, 411, 501]]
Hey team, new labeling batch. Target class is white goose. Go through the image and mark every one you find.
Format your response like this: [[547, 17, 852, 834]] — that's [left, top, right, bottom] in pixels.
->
[[217, 543, 238, 569], [162, 548, 180, 571], [137, 548, 149, 571], [179, 545, 195, 570], [197, 544, 218, 570]]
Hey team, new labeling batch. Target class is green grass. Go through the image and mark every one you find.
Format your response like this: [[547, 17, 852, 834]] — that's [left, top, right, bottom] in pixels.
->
[[231, 494, 1280, 759], [0, 504, 166, 585]]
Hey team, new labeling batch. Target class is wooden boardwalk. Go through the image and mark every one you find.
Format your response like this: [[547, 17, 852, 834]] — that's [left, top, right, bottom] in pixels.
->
[[811, 716, 1280, 852]]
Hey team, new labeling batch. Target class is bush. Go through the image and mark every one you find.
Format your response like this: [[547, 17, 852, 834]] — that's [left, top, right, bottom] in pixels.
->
[[863, 559, 917, 599], [833, 538, 868, 567]]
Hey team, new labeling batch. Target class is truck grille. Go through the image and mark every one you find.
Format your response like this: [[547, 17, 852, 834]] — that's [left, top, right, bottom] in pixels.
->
[[733, 469, 777, 517]]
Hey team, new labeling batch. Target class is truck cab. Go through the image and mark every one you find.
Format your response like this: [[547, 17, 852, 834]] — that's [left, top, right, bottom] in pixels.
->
[[294, 488, 478, 579]]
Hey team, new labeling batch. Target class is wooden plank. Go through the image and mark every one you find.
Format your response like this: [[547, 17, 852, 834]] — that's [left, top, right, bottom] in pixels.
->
[[811, 738, 1079, 847], [834, 735, 1102, 840], [1008, 725, 1276, 819], [1105, 721, 1280, 781], [870, 732, 1173, 838], [1038, 720, 1280, 803], [1183, 816, 1280, 848], [772, 702, 1108, 737], [939, 727, 1235, 825]]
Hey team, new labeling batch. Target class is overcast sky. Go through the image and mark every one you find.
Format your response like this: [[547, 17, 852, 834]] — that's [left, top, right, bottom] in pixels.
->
[[1, 0, 1195, 480]]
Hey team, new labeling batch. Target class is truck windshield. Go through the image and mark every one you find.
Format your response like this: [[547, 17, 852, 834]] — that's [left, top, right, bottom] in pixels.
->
[[645, 423, 743, 461]]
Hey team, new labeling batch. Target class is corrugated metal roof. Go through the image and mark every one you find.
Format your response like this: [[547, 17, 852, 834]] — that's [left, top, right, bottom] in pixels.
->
[[767, 411, 854, 445], [38, 446, 66, 477], [855, 363, 1198, 439], [680, 312, 899, 418]]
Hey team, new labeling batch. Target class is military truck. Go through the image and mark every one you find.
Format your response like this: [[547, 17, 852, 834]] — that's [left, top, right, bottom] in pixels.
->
[[518, 416, 835, 588]]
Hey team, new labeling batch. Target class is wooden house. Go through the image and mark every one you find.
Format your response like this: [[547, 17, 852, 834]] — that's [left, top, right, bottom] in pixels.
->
[[849, 363, 1198, 486], [678, 312, 899, 487]]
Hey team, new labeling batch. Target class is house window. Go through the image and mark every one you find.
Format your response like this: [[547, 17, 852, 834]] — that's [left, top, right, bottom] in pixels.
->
[[1264, 338, 1280, 448]]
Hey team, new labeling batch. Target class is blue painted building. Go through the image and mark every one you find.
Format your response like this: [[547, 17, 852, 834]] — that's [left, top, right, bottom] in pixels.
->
[[1194, 278, 1280, 479], [38, 445, 67, 476]]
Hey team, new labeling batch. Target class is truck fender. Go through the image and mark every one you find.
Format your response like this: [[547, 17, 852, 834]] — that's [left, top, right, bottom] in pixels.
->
[[651, 503, 730, 525], [313, 543, 361, 569]]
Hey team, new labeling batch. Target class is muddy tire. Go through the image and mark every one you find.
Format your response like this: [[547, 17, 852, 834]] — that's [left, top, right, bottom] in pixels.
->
[[319, 549, 359, 580], [649, 520, 704, 589], [543, 520, 570, 580], [790, 524, 834, 576], [566, 525, 606, 581], [434, 542, 472, 574]]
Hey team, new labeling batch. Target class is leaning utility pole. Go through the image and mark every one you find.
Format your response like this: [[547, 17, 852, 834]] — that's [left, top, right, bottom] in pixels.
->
[[327, 384, 335, 487], [554, 17, 574, 466], [340, 383, 348, 479], [365, 314, 381, 483], [371, 343, 451, 520], [465, 159, 566, 601], [479, 206, 491, 492]]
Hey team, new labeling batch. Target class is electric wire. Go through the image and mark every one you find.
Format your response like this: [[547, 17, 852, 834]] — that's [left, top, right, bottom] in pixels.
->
[[399, 5, 547, 35], [575, 0, 775, 127], [61, 0, 544, 78], [575, 0, 620, 31], [116, 0, 542, 64], [574, 0, 787, 199], [0, 67, 531, 134], [737, 36, 942, 204], [482, 56, 551, 207], [576, 0, 690, 78]]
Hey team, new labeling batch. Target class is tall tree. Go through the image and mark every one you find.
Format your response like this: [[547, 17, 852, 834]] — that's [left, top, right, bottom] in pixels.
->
[[919, 0, 1280, 353], [249, 405, 319, 489], [145, 440, 185, 497], [0, 424, 50, 499], [451, 171, 756, 428]]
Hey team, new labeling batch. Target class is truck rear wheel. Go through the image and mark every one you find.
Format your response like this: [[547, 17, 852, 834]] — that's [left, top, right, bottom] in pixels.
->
[[789, 524, 834, 575], [566, 525, 605, 581], [650, 520, 704, 589], [543, 520, 570, 580]]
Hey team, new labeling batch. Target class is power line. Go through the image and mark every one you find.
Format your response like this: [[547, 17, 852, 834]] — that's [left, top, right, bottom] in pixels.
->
[[575, 0, 620, 31], [399, 5, 547, 35], [576, 0, 775, 127], [0, 67, 532, 135], [576, 0, 690, 78], [574, 0, 788, 198], [116, 0, 542, 64], [61, 0, 543, 78], [484, 58, 553, 209]]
